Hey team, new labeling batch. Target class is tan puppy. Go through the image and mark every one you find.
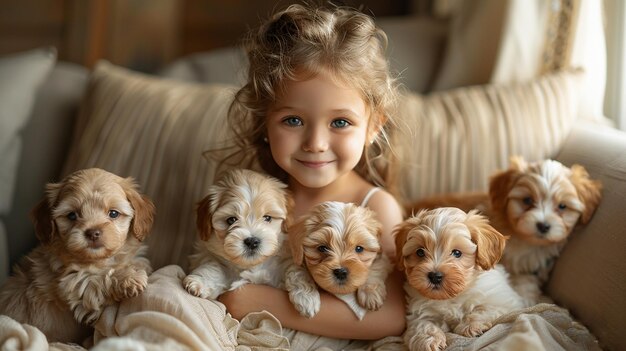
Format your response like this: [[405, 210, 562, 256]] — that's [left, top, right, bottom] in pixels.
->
[[408, 157, 602, 306], [395, 208, 523, 351], [184, 169, 292, 299], [286, 201, 392, 319], [0, 168, 154, 343]]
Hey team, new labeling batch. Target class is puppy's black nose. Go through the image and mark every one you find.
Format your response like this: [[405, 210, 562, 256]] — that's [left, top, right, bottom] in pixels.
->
[[333, 267, 349, 281], [428, 271, 444, 284], [244, 237, 261, 250], [536, 222, 551, 234], [86, 229, 101, 241]]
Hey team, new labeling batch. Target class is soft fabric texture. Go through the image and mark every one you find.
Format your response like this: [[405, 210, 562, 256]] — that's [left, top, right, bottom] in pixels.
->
[[394, 68, 583, 202], [0, 267, 599, 351], [0, 47, 57, 282], [548, 122, 626, 351]]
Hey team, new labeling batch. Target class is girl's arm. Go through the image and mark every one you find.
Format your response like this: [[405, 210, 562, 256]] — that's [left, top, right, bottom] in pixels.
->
[[218, 270, 406, 340]]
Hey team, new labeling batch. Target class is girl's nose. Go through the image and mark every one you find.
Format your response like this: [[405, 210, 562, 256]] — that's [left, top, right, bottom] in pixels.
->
[[302, 125, 329, 152]]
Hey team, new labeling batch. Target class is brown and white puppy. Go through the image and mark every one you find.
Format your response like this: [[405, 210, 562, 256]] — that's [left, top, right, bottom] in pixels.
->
[[395, 208, 523, 351], [0, 168, 154, 343], [408, 157, 603, 306], [183, 169, 292, 299], [286, 201, 392, 319]]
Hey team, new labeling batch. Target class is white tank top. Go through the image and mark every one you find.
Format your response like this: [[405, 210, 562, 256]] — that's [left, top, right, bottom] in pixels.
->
[[360, 187, 381, 207]]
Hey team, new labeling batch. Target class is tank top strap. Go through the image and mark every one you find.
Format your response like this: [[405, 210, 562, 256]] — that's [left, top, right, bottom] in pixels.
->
[[360, 187, 381, 207]]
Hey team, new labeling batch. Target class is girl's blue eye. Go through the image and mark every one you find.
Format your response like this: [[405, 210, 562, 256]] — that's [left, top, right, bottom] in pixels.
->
[[355, 246, 364, 253], [283, 116, 302, 126], [67, 212, 78, 221], [451, 249, 462, 258], [330, 119, 350, 128], [109, 210, 120, 219]]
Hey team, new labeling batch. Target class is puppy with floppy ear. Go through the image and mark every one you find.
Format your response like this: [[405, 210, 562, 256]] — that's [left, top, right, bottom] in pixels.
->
[[408, 156, 603, 306], [183, 169, 292, 299], [0, 168, 155, 343], [285, 201, 392, 319], [396, 208, 523, 351]]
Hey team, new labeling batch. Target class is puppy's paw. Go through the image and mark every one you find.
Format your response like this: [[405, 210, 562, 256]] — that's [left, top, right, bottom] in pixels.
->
[[289, 289, 321, 318], [73, 304, 102, 326], [455, 320, 492, 337], [407, 330, 447, 351], [116, 270, 148, 300], [356, 282, 387, 311], [183, 275, 219, 299]]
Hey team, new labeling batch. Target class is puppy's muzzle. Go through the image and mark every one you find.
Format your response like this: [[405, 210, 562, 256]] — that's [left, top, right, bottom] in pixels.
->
[[536, 222, 551, 235], [85, 228, 104, 248], [243, 236, 261, 251], [333, 267, 349, 282], [428, 271, 444, 285]]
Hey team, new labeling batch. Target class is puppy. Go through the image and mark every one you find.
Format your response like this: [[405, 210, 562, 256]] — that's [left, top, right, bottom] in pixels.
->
[[0, 168, 155, 343], [286, 201, 392, 319], [395, 208, 523, 351], [408, 157, 602, 306], [183, 169, 292, 299]]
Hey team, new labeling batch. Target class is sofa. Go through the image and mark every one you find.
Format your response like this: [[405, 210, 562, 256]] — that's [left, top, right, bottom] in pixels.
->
[[1, 8, 625, 351]]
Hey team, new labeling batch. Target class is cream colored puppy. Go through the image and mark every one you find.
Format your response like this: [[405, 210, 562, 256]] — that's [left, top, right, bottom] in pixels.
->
[[286, 201, 392, 319], [395, 208, 523, 351], [183, 169, 291, 299], [0, 168, 155, 343]]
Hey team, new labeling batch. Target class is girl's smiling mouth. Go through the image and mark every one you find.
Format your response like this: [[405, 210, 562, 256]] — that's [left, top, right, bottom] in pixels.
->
[[297, 160, 334, 168]]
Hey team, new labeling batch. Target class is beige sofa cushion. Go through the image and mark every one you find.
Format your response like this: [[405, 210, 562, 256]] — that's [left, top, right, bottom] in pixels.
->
[[0, 47, 56, 282], [63, 62, 583, 270]]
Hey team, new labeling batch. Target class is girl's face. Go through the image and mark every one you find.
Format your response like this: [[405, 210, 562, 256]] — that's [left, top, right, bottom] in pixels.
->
[[266, 71, 370, 189]]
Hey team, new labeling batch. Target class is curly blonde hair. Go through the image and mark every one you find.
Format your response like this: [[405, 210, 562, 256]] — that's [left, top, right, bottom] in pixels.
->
[[219, 2, 400, 193]]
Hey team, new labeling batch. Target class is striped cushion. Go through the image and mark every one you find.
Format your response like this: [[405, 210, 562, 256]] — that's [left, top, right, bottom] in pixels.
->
[[394, 69, 582, 202], [63, 62, 582, 268]]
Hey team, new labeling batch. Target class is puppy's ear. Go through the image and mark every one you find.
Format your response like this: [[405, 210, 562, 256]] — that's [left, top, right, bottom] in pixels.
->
[[489, 168, 520, 214], [465, 210, 506, 270], [288, 217, 308, 266], [31, 198, 56, 245], [570, 164, 603, 223], [196, 184, 222, 241], [392, 221, 410, 271], [281, 191, 295, 234], [121, 177, 155, 242]]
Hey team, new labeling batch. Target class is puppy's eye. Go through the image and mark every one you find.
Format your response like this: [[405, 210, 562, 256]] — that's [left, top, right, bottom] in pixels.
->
[[416, 248, 426, 257], [451, 249, 462, 258], [522, 197, 533, 206], [317, 245, 330, 253], [108, 210, 120, 219], [355, 246, 364, 253], [557, 203, 567, 210], [226, 217, 238, 225], [263, 215, 272, 222], [67, 212, 78, 221]]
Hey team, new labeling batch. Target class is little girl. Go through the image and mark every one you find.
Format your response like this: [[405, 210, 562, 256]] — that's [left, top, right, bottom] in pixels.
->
[[217, 3, 406, 340]]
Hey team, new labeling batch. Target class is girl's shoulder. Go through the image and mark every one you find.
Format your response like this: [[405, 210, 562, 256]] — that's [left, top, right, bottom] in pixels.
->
[[362, 187, 404, 223]]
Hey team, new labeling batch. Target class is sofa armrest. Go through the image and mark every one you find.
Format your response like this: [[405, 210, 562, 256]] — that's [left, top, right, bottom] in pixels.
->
[[547, 122, 626, 351]]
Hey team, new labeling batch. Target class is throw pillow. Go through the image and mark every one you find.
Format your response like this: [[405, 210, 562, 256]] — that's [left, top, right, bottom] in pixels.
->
[[0, 47, 57, 282]]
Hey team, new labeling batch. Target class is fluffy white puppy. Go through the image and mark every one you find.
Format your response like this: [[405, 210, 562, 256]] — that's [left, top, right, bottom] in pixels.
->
[[183, 169, 291, 299]]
